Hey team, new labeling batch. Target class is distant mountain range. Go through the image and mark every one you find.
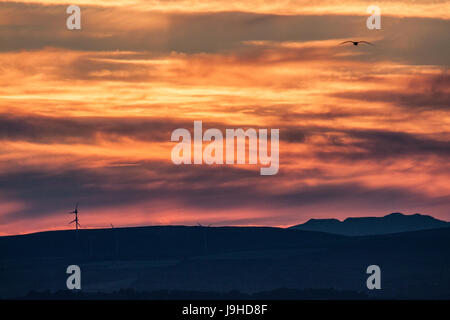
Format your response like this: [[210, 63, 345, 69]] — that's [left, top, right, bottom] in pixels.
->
[[289, 212, 449, 236]]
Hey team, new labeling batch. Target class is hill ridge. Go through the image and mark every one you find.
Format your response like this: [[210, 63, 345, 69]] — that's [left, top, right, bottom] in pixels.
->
[[290, 212, 449, 236]]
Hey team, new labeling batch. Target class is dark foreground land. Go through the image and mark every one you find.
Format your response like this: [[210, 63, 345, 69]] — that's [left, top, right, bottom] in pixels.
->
[[20, 288, 368, 300], [1, 225, 449, 299]]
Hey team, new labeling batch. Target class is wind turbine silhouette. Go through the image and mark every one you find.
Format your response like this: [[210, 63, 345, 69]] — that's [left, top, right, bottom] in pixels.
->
[[69, 202, 81, 230], [110, 223, 117, 256], [197, 222, 212, 255]]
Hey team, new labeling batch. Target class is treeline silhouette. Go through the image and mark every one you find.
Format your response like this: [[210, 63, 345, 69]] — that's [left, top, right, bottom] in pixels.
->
[[19, 288, 368, 300]]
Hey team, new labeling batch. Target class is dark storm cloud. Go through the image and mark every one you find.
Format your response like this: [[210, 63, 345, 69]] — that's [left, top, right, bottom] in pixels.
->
[[1, 113, 449, 162], [338, 16, 450, 66], [333, 90, 450, 110], [0, 114, 182, 143], [1, 2, 449, 66], [0, 113, 309, 144], [0, 3, 358, 53], [0, 161, 263, 223], [60, 53, 159, 81], [332, 72, 450, 110], [313, 129, 450, 161], [240, 104, 373, 122], [0, 159, 447, 225], [271, 183, 450, 209]]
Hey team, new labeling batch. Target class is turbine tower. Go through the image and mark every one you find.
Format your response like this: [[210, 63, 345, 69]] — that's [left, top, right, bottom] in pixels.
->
[[197, 222, 212, 255], [69, 202, 81, 230]]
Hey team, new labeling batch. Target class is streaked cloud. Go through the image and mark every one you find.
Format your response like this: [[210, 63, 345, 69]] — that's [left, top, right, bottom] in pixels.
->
[[0, 0, 449, 235], [5, 0, 450, 18]]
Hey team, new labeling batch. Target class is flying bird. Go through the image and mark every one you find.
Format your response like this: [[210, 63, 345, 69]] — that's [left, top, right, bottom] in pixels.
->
[[340, 40, 374, 46]]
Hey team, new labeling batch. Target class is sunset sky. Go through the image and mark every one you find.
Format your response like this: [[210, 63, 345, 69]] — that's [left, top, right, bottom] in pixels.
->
[[0, 0, 449, 235]]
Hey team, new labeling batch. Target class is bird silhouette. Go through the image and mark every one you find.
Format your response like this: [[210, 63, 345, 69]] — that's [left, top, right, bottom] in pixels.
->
[[340, 40, 374, 46]]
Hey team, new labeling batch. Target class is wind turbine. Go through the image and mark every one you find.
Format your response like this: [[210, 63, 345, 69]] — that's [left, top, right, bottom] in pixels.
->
[[69, 202, 81, 230], [197, 222, 212, 255], [110, 223, 117, 256]]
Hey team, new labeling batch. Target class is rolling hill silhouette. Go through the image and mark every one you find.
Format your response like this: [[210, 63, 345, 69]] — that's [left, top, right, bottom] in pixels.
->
[[289, 212, 449, 236], [1, 219, 449, 299]]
